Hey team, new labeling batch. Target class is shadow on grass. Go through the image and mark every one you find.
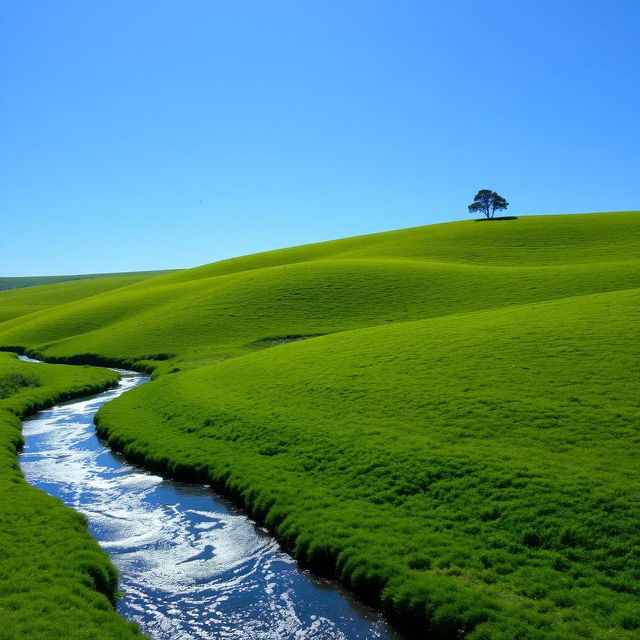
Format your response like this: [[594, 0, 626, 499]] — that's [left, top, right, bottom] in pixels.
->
[[474, 216, 519, 222], [249, 334, 327, 349]]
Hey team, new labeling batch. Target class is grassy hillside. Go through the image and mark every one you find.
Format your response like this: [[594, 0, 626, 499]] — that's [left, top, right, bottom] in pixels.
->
[[151, 211, 639, 285], [0, 353, 143, 639], [0, 274, 177, 324], [0, 212, 637, 372], [95, 289, 640, 639], [1, 211, 638, 638], [0, 270, 176, 293]]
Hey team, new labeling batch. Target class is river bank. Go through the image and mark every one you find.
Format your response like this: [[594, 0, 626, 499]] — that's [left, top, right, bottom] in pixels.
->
[[0, 352, 143, 639], [18, 358, 401, 640]]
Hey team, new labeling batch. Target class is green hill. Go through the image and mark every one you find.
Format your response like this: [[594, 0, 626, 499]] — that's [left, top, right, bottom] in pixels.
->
[[0, 213, 637, 372], [96, 288, 640, 639], [0, 269, 176, 292], [1, 211, 638, 638], [0, 273, 176, 324]]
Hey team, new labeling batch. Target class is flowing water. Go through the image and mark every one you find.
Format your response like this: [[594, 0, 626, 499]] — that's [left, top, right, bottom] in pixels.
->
[[18, 360, 402, 640]]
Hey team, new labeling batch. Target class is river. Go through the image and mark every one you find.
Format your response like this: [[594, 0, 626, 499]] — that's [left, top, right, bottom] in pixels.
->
[[18, 358, 402, 640]]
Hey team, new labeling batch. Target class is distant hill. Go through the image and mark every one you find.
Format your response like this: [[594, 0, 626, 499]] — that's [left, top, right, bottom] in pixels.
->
[[0, 269, 177, 291]]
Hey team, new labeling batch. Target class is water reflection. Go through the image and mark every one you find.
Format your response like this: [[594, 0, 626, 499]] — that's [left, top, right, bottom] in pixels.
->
[[20, 369, 402, 640]]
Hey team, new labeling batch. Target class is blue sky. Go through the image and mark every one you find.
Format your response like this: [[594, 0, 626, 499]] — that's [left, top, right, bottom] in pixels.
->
[[1, 1, 638, 276]]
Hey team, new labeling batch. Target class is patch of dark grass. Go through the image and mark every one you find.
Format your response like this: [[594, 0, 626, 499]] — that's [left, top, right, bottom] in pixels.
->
[[249, 334, 327, 349]]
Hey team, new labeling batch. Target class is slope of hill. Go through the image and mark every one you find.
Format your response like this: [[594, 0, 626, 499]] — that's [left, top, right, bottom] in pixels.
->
[[0, 212, 637, 372], [1, 211, 638, 638], [96, 288, 640, 638], [0, 269, 176, 292], [0, 274, 176, 323]]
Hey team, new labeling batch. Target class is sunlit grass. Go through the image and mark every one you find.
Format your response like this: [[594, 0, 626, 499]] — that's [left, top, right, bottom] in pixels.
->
[[1, 211, 638, 637], [0, 212, 637, 373], [0, 273, 171, 323], [0, 353, 144, 639], [95, 288, 640, 638]]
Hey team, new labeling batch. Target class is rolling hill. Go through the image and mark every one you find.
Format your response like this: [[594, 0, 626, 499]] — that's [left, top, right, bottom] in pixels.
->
[[1, 211, 638, 638], [0, 212, 637, 372], [0, 269, 176, 292], [0, 272, 175, 324], [97, 287, 640, 639]]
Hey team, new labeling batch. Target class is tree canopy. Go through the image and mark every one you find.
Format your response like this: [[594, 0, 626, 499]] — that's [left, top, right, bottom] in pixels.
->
[[468, 190, 509, 219]]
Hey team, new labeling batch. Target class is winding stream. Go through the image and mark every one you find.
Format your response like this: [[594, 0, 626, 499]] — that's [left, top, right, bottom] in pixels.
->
[[18, 358, 402, 640]]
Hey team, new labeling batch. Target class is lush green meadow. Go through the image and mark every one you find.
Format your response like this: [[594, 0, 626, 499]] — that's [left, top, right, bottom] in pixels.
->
[[0, 352, 144, 639], [0, 270, 175, 294], [95, 289, 640, 639], [0, 211, 638, 638], [0, 274, 176, 324], [0, 213, 637, 374]]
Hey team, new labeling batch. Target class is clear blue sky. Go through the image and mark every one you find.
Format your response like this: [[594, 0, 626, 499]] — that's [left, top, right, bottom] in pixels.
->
[[1, 1, 638, 276]]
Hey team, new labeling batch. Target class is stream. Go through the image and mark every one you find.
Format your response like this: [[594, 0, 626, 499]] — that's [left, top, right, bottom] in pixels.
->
[[18, 357, 402, 640]]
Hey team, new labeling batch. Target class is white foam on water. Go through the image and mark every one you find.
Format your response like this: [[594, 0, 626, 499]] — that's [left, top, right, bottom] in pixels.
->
[[20, 367, 401, 640]]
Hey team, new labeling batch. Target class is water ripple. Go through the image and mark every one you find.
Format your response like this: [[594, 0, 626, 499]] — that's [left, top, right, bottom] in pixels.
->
[[19, 371, 402, 640]]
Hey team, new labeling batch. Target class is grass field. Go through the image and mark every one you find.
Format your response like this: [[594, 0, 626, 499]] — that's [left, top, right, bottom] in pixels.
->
[[0, 352, 144, 639], [0, 212, 637, 373], [0, 270, 176, 293], [0, 273, 178, 324], [1, 211, 638, 638]]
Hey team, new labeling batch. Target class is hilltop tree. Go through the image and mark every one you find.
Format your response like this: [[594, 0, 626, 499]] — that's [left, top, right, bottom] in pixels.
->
[[468, 190, 509, 219]]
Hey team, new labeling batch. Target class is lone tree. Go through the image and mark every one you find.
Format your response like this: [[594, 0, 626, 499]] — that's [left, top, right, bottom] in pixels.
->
[[468, 189, 509, 219]]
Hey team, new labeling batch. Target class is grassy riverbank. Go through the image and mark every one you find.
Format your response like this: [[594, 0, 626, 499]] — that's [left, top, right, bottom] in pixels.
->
[[95, 288, 640, 638], [1, 211, 639, 637], [0, 352, 145, 639]]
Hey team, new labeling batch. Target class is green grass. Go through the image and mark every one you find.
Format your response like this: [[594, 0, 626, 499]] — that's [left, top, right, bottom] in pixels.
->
[[94, 288, 640, 639], [0, 211, 638, 637], [0, 269, 176, 293], [0, 274, 178, 324], [0, 352, 144, 639], [0, 213, 637, 373]]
